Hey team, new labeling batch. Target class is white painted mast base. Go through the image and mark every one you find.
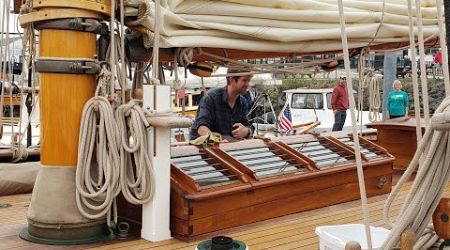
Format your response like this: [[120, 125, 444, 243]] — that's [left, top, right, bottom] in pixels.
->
[[141, 84, 172, 241]]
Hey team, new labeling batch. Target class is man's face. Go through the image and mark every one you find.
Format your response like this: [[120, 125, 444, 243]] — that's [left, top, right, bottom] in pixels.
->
[[340, 77, 346, 84], [230, 75, 252, 94]]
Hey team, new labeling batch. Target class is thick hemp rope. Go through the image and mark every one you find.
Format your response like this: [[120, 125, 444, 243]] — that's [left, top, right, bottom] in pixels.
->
[[383, 96, 450, 249]]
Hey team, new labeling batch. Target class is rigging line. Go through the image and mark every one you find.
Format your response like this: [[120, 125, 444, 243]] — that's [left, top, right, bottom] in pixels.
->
[[151, 0, 161, 82], [415, 0, 430, 126], [407, 0, 423, 143], [337, 0, 373, 249], [120, 0, 127, 103], [109, 0, 116, 97]]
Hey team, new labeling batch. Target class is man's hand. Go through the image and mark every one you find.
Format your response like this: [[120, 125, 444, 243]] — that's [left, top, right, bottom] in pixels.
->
[[333, 110, 337, 114], [232, 123, 250, 139]]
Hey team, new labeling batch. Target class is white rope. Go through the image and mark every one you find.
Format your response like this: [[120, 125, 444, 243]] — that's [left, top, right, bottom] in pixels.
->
[[109, 0, 116, 97], [382, 96, 450, 249], [0, 0, 11, 133], [11, 20, 39, 161], [120, 0, 128, 103], [75, 96, 121, 227], [175, 47, 194, 67], [115, 101, 155, 204], [151, 0, 161, 82], [75, 0, 122, 227], [415, 0, 430, 126], [96, 63, 112, 97], [407, 0, 423, 143], [365, 72, 381, 123], [337, 1, 373, 249]]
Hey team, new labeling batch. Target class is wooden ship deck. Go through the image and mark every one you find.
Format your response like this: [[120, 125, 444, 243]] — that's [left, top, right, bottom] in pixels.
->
[[2, 179, 448, 250]]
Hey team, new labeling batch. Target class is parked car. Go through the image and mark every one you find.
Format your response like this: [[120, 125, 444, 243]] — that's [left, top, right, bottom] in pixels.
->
[[284, 88, 375, 132]]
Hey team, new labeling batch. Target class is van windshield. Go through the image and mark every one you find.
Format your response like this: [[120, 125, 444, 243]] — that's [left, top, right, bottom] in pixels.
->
[[291, 93, 323, 109]]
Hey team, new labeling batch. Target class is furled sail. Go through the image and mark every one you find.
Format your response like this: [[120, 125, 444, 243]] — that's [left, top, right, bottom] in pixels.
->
[[124, 0, 439, 53]]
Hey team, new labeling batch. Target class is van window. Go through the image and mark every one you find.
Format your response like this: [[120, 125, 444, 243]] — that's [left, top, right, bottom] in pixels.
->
[[291, 93, 323, 109], [326, 93, 332, 110]]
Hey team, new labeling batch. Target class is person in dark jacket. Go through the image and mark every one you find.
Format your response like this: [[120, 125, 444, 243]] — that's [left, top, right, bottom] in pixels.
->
[[190, 68, 254, 141], [331, 75, 349, 131]]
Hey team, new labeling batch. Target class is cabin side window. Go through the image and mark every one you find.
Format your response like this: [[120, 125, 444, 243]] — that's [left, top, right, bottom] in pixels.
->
[[291, 93, 323, 109]]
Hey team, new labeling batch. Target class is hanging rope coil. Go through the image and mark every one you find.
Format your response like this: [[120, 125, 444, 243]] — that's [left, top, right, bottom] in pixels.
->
[[365, 71, 381, 122], [383, 96, 450, 249], [75, 96, 121, 226], [115, 100, 155, 204], [175, 47, 194, 67]]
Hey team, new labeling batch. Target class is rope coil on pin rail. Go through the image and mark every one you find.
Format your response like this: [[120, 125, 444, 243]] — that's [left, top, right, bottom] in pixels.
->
[[382, 96, 450, 249], [75, 95, 122, 227], [115, 100, 155, 204]]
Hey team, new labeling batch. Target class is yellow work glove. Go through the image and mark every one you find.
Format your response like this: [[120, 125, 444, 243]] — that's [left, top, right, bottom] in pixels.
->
[[189, 132, 222, 145]]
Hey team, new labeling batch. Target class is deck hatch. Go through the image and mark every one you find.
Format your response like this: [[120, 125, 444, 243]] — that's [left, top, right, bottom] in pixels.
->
[[286, 139, 353, 168], [338, 136, 384, 159], [171, 153, 240, 188], [224, 146, 307, 177]]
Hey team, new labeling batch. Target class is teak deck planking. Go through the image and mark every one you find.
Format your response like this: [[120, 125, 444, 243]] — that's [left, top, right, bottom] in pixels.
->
[[1, 181, 449, 249]]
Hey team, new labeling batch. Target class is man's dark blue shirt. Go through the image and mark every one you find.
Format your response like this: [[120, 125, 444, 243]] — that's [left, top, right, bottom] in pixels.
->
[[190, 87, 253, 139]]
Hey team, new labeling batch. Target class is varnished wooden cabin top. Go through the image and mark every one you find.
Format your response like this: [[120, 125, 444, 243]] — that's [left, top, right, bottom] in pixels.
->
[[2, 180, 449, 250]]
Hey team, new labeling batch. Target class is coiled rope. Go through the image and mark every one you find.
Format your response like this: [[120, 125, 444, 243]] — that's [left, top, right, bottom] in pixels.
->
[[75, 96, 121, 227], [383, 96, 450, 249], [366, 71, 381, 123], [115, 100, 155, 204]]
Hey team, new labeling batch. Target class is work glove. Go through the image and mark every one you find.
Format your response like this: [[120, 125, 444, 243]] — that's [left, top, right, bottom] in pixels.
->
[[189, 132, 222, 145]]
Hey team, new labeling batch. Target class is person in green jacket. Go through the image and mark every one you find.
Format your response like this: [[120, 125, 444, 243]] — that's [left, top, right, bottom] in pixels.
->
[[387, 80, 409, 119]]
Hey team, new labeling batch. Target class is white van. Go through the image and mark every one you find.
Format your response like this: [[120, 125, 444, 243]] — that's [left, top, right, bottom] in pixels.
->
[[284, 88, 374, 131]]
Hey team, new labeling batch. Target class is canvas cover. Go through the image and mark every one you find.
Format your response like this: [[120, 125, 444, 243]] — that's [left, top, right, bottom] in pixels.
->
[[124, 0, 439, 53], [0, 162, 39, 196]]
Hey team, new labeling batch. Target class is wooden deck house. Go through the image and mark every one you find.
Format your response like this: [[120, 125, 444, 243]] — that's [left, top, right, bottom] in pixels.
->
[[117, 133, 394, 240]]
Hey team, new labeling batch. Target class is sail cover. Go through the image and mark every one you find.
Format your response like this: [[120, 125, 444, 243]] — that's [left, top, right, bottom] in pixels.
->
[[124, 0, 439, 53]]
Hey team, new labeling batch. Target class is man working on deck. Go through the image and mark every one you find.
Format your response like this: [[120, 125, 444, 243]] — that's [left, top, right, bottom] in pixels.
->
[[331, 75, 349, 131], [190, 68, 254, 142]]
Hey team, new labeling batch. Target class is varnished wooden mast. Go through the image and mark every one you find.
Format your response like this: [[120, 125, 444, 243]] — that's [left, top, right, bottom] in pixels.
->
[[40, 29, 96, 165]]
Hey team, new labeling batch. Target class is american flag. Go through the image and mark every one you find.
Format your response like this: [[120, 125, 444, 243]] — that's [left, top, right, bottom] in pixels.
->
[[278, 102, 293, 131]]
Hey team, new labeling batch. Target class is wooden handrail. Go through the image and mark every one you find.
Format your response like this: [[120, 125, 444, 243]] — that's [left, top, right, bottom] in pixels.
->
[[171, 164, 201, 192]]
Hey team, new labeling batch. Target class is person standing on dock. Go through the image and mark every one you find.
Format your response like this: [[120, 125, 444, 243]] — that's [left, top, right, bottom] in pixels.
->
[[331, 75, 349, 131], [190, 68, 254, 142], [387, 80, 409, 119]]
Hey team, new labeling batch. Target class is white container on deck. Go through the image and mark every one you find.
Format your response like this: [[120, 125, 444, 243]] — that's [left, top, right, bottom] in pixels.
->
[[315, 224, 390, 250]]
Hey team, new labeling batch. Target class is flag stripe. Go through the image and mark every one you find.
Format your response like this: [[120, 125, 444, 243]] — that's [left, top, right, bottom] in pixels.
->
[[278, 102, 293, 131]]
